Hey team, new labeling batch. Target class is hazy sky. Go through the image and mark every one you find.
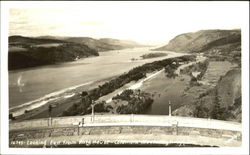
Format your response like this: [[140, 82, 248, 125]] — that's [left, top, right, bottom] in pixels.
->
[[9, 2, 248, 45]]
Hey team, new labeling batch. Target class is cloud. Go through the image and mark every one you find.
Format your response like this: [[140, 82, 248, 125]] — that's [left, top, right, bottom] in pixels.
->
[[8, 2, 246, 44]]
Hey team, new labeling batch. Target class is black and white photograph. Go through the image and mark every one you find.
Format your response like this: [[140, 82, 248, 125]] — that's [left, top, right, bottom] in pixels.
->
[[0, 1, 249, 155]]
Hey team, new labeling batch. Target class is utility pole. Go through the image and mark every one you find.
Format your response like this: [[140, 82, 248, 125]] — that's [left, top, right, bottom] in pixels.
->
[[91, 101, 95, 123], [169, 100, 171, 117], [48, 104, 52, 126]]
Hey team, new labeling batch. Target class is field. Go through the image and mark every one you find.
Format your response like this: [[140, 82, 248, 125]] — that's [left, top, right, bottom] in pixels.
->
[[140, 72, 192, 115]]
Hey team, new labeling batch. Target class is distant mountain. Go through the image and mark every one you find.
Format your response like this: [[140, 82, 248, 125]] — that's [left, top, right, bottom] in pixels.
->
[[8, 36, 99, 70], [39, 36, 146, 52], [99, 38, 143, 49], [154, 29, 241, 64], [64, 37, 123, 52]]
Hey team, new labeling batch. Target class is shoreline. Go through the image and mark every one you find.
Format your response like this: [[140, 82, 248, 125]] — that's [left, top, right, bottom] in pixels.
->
[[12, 59, 239, 121], [10, 81, 94, 116], [9, 49, 183, 117], [97, 69, 165, 104], [11, 54, 193, 121], [11, 76, 118, 121]]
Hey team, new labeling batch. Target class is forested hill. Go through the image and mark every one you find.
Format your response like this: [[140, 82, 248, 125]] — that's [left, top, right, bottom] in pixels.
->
[[9, 35, 66, 45], [8, 36, 99, 70], [154, 29, 241, 64], [39, 36, 146, 52]]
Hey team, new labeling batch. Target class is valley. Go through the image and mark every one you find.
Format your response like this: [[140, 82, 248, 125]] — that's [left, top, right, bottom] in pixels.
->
[[9, 29, 242, 123]]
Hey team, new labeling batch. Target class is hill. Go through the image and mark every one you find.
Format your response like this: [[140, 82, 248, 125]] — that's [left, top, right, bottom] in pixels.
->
[[64, 37, 123, 52], [8, 36, 99, 70], [155, 29, 242, 122], [39, 36, 145, 52], [155, 29, 241, 64]]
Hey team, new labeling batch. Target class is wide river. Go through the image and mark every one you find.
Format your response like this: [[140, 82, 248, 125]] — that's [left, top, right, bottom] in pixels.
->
[[9, 47, 184, 112]]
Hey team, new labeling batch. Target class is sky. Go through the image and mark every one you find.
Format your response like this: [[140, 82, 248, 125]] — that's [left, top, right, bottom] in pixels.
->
[[9, 2, 248, 45]]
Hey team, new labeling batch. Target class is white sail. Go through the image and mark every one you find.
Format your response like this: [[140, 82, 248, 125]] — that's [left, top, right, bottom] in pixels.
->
[[17, 75, 22, 86], [17, 74, 25, 92]]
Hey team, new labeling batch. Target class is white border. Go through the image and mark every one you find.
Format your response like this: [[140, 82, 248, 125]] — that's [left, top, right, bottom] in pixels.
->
[[1, 1, 249, 155]]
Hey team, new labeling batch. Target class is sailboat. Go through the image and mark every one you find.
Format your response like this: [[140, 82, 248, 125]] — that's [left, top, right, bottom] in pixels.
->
[[17, 74, 25, 92]]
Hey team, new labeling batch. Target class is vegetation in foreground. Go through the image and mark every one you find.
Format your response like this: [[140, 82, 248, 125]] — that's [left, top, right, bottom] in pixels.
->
[[173, 64, 241, 122], [113, 89, 154, 114], [196, 68, 241, 121]]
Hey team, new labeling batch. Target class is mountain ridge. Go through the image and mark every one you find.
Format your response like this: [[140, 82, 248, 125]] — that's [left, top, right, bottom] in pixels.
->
[[8, 36, 99, 70], [155, 29, 240, 52], [37, 36, 146, 52]]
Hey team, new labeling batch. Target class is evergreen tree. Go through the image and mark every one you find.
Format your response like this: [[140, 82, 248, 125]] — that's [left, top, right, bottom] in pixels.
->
[[48, 104, 52, 117], [211, 89, 225, 120]]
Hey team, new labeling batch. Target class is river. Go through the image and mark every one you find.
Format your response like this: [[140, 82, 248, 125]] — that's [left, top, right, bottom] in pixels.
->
[[9, 47, 184, 114]]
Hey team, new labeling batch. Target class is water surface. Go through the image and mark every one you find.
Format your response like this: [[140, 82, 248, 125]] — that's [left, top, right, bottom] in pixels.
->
[[9, 47, 183, 110]]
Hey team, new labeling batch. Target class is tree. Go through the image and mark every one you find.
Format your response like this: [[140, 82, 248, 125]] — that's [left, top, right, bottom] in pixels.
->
[[211, 89, 230, 120], [9, 113, 15, 120], [165, 65, 177, 78], [48, 104, 52, 117], [194, 100, 209, 118], [81, 91, 88, 97]]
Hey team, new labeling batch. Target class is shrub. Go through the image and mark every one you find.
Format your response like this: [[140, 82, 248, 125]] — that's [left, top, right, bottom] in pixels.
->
[[9, 113, 15, 120], [193, 100, 209, 118], [114, 89, 154, 114]]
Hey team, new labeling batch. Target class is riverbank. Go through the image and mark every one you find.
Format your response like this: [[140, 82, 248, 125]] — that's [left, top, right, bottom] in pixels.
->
[[9, 47, 183, 111], [12, 57, 240, 123], [11, 54, 195, 121], [96, 70, 164, 113], [11, 76, 117, 121], [61, 55, 196, 116], [11, 70, 166, 121]]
